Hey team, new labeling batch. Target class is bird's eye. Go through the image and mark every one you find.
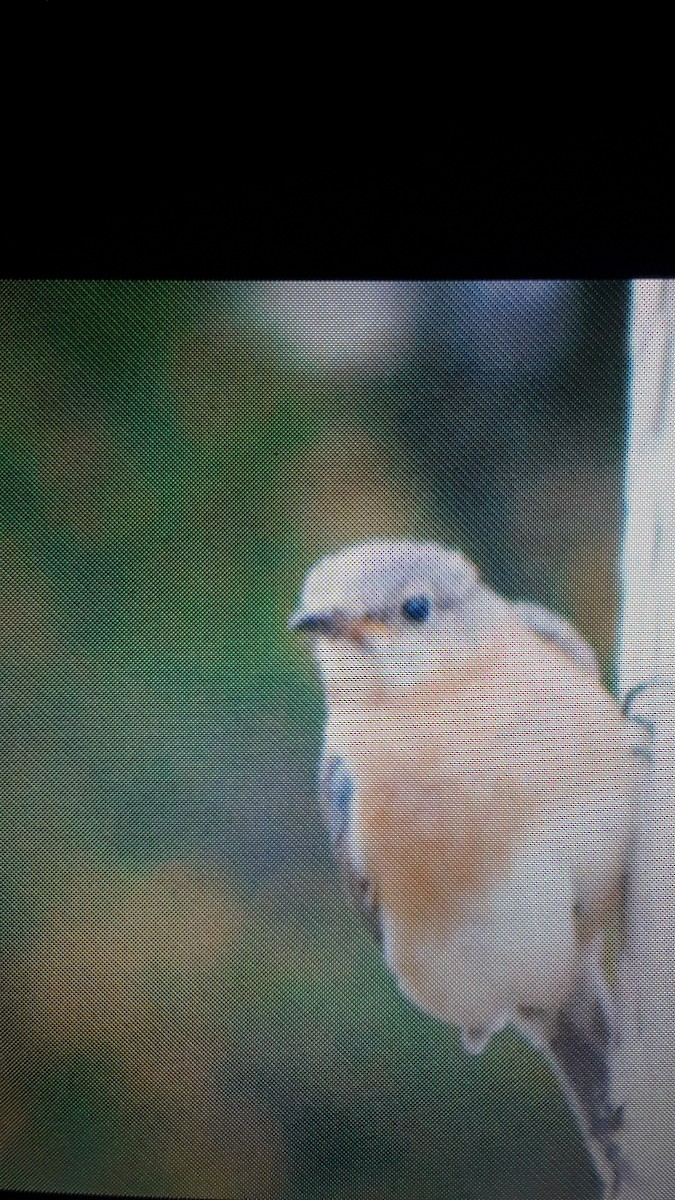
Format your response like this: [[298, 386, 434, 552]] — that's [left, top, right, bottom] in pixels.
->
[[401, 596, 431, 623]]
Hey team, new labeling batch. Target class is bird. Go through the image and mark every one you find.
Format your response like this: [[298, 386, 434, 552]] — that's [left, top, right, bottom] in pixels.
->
[[290, 539, 647, 1196]]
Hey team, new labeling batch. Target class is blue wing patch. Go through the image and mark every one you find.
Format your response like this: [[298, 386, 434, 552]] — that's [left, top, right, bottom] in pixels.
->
[[319, 754, 354, 844], [319, 752, 382, 943]]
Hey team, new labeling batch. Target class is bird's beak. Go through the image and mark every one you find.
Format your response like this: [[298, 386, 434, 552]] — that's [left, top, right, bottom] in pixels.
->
[[289, 608, 385, 646], [288, 609, 340, 635]]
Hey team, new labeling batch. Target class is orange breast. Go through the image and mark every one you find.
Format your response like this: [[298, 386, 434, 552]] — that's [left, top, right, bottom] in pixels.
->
[[326, 630, 639, 934], [351, 702, 526, 928]]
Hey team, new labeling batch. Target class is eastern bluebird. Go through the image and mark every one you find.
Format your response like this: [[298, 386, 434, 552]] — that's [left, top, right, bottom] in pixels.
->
[[290, 539, 647, 1196]]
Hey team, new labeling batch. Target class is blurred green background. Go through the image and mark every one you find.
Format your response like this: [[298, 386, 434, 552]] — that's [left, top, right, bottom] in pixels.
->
[[0, 281, 630, 1198]]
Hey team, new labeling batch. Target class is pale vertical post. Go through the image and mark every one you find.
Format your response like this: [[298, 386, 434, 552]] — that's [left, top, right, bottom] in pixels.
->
[[619, 279, 675, 693], [613, 280, 675, 1199]]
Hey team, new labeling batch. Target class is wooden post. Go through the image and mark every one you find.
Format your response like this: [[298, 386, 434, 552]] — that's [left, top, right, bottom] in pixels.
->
[[613, 280, 675, 1198]]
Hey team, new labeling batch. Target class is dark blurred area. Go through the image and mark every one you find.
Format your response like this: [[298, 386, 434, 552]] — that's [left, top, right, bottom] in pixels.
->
[[0, 281, 629, 1197]]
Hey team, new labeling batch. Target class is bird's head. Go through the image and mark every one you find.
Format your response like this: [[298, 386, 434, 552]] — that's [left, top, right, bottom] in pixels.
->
[[290, 540, 504, 694]]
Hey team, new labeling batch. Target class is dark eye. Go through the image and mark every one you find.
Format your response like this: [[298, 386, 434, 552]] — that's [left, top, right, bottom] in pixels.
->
[[401, 595, 431, 623]]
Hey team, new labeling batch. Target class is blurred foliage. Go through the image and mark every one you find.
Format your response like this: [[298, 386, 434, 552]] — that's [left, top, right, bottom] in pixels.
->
[[0, 281, 628, 1197]]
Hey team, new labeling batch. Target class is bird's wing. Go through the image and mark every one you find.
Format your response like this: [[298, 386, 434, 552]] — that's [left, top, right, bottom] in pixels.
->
[[513, 600, 600, 677], [319, 752, 382, 943], [511, 604, 642, 1192]]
